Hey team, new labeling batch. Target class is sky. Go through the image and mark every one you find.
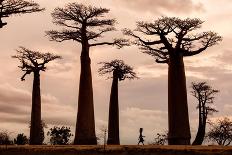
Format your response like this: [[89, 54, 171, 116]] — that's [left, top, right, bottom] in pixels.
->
[[0, 0, 232, 144]]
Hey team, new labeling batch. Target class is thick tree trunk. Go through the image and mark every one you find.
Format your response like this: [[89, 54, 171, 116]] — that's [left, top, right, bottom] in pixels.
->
[[192, 123, 204, 145], [107, 72, 120, 145], [30, 71, 42, 145], [192, 105, 206, 145], [74, 44, 97, 145], [168, 54, 191, 145]]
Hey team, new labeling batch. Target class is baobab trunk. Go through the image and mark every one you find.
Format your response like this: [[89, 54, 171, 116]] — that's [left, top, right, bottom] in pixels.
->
[[192, 105, 205, 145], [192, 123, 205, 145], [168, 53, 191, 145], [107, 71, 120, 145], [74, 44, 97, 145], [30, 71, 42, 145]]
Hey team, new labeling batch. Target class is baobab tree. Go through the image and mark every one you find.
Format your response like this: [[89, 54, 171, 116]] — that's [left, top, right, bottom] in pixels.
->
[[124, 17, 222, 144], [207, 117, 232, 146], [46, 3, 128, 145], [12, 47, 61, 145], [191, 82, 219, 145], [98, 59, 137, 145], [0, 0, 44, 28]]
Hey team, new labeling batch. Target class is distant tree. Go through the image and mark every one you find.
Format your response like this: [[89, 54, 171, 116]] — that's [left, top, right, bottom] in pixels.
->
[[12, 47, 61, 145], [191, 82, 219, 145], [46, 3, 128, 145], [152, 132, 168, 145], [0, 0, 44, 28], [99, 60, 137, 145], [96, 125, 107, 149], [0, 131, 13, 145], [124, 17, 222, 144], [207, 117, 232, 146], [47, 126, 73, 145], [14, 133, 28, 145], [40, 120, 47, 144]]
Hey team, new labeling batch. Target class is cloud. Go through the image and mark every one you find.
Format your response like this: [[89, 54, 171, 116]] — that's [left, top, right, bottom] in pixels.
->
[[111, 0, 204, 15], [120, 107, 168, 144], [0, 83, 76, 127]]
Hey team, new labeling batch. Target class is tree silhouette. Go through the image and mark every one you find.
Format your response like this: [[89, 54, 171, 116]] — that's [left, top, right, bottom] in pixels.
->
[[12, 47, 61, 145], [191, 82, 219, 145], [14, 133, 28, 145], [152, 132, 168, 145], [124, 17, 222, 144], [207, 117, 232, 146], [47, 126, 73, 145], [0, 0, 44, 28], [46, 3, 128, 145], [99, 59, 137, 145], [0, 130, 12, 145]]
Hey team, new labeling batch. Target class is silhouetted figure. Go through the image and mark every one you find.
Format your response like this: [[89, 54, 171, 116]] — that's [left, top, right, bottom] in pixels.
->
[[12, 47, 61, 145], [46, 3, 128, 145], [0, 0, 44, 28], [138, 128, 145, 145], [124, 17, 222, 145], [98, 60, 137, 145]]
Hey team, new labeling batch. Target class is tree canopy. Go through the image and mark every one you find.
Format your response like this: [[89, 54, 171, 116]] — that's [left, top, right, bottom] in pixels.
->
[[0, 0, 44, 28], [191, 82, 219, 116], [46, 3, 128, 48], [124, 17, 222, 63], [12, 47, 61, 81], [98, 59, 138, 81]]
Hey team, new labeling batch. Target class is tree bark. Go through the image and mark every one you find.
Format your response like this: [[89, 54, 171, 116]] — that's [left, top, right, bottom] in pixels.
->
[[74, 43, 97, 145], [192, 105, 206, 145], [168, 53, 191, 145], [30, 71, 42, 145], [107, 71, 120, 145], [192, 123, 205, 145]]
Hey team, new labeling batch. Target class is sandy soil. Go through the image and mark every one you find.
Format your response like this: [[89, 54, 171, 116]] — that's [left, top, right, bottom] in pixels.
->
[[0, 145, 232, 155]]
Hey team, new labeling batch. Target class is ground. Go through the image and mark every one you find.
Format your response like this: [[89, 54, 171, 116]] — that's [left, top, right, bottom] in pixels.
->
[[1, 145, 232, 155]]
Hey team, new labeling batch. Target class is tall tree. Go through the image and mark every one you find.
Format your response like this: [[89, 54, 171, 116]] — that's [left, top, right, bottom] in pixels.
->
[[191, 82, 219, 145], [46, 3, 128, 145], [124, 17, 222, 144], [12, 47, 61, 145], [207, 117, 232, 146], [0, 0, 44, 28], [98, 59, 137, 145]]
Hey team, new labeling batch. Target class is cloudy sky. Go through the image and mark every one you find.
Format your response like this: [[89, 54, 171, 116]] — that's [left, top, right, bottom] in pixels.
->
[[0, 0, 232, 144]]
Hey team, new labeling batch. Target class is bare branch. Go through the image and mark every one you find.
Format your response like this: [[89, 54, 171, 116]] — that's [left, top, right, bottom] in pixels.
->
[[183, 32, 222, 56], [87, 27, 115, 40], [123, 28, 162, 45], [46, 30, 82, 42], [90, 38, 130, 49]]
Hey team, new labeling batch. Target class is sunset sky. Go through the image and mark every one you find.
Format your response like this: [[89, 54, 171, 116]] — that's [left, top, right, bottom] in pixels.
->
[[0, 0, 232, 144]]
